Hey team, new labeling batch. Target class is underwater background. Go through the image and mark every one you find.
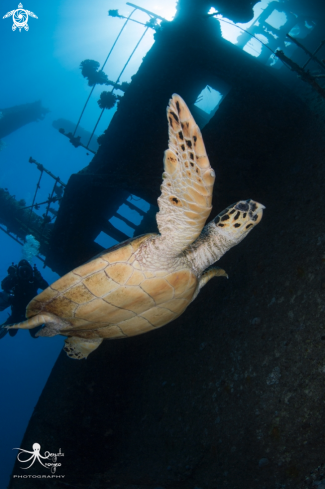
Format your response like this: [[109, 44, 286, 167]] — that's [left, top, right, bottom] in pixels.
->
[[0, 1, 176, 485], [1, 0, 325, 488]]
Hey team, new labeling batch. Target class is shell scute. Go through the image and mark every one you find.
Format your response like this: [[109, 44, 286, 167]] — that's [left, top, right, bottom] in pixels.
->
[[65, 322, 107, 331], [104, 244, 133, 264], [126, 270, 145, 286], [74, 258, 107, 278], [83, 271, 118, 297], [117, 316, 154, 336], [181, 287, 197, 302], [69, 330, 99, 340], [165, 270, 193, 297], [51, 273, 80, 293], [97, 325, 127, 338], [105, 307, 135, 323], [68, 321, 117, 332], [26, 300, 43, 317], [141, 306, 175, 328], [188, 272, 197, 290], [76, 298, 135, 324], [63, 318, 93, 329], [64, 283, 95, 304], [32, 286, 58, 304], [103, 286, 155, 314], [163, 298, 190, 314], [144, 271, 156, 278], [75, 298, 118, 321], [105, 263, 133, 284], [140, 278, 174, 305], [44, 296, 78, 318]]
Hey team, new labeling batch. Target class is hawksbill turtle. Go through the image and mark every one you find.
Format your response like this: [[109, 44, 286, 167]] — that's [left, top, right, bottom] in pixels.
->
[[5, 94, 264, 359]]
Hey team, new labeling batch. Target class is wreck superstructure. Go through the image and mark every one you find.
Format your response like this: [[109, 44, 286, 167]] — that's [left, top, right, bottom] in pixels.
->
[[0, 100, 49, 140], [6, 1, 325, 487], [44, 1, 309, 275]]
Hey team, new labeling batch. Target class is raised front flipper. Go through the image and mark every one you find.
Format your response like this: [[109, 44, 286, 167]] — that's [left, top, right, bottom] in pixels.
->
[[156, 94, 216, 256]]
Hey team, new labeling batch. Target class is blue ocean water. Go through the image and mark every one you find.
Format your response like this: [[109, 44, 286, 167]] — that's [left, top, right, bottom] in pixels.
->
[[0, 0, 305, 486], [0, 1, 176, 486]]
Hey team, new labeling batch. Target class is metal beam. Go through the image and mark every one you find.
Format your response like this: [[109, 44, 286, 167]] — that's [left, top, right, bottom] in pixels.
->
[[29, 158, 67, 187], [100, 220, 130, 243], [115, 213, 136, 229], [275, 50, 325, 99], [126, 2, 165, 20], [286, 35, 325, 71], [124, 201, 146, 216]]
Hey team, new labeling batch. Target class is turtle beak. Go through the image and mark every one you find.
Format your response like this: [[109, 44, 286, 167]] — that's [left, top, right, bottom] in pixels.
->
[[249, 200, 265, 225]]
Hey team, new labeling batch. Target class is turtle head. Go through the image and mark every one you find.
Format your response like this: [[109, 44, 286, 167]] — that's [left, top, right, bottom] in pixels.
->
[[185, 199, 264, 274], [213, 199, 264, 244]]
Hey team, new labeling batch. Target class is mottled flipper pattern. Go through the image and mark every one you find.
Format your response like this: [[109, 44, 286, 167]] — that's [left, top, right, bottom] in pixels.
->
[[156, 94, 216, 256], [64, 337, 103, 360]]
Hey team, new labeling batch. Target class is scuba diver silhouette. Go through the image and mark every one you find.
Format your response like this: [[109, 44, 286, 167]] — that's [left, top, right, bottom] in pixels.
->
[[0, 260, 48, 339]]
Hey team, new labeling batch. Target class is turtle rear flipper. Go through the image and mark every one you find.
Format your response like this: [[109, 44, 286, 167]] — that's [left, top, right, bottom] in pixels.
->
[[191, 267, 228, 302], [7, 312, 70, 337], [64, 337, 103, 360]]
